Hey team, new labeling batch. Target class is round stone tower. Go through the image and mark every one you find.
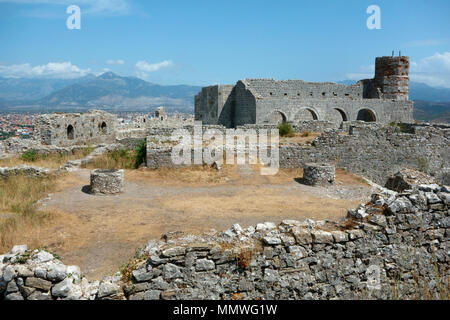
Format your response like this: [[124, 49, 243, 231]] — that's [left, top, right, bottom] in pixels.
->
[[374, 56, 409, 101]]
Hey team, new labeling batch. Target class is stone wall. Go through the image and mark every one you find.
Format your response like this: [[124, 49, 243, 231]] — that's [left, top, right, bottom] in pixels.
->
[[1, 186, 448, 300], [279, 123, 450, 185], [0, 166, 54, 179], [34, 110, 117, 147], [145, 123, 449, 186]]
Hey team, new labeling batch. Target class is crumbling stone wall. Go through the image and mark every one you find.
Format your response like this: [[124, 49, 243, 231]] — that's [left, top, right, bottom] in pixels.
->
[[279, 123, 450, 185], [145, 123, 449, 186], [34, 110, 117, 147], [1, 185, 448, 300], [0, 166, 54, 179]]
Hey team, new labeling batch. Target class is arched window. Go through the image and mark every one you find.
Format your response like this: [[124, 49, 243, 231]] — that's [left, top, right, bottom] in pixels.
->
[[67, 125, 74, 140], [357, 109, 376, 122]]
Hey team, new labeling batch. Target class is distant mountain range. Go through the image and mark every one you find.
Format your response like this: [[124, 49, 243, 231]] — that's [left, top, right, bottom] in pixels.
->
[[0, 74, 449, 122], [0, 72, 201, 113]]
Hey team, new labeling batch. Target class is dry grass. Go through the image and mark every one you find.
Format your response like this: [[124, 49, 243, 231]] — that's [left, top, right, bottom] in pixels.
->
[[279, 132, 320, 144], [335, 169, 370, 186], [0, 147, 93, 169], [126, 166, 368, 188], [0, 174, 57, 252]]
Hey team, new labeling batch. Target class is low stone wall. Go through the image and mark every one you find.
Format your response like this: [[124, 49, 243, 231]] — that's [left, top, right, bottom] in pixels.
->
[[279, 123, 449, 185], [1, 185, 448, 300], [0, 166, 54, 179], [145, 123, 449, 186]]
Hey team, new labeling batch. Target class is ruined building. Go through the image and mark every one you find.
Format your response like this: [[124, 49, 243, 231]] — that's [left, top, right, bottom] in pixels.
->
[[34, 110, 117, 147], [195, 56, 413, 127]]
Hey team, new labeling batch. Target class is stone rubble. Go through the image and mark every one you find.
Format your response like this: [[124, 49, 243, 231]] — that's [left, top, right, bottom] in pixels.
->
[[1, 183, 448, 300]]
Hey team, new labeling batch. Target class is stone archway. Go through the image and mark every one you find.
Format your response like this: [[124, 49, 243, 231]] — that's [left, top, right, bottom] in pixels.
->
[[357, 109, 376, 122], [334, 108, 348, 122], [294, 108, 319, 122], [268, 111, 287, 124]]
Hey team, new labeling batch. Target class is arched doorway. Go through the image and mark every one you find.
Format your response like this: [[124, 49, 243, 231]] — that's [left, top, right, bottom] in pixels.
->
[[356, 109, 376, 122], [100, 121, 107, 134], [268, 111, 287, 124], [294, 108, 318, 122], [67, 125, 74, 140]]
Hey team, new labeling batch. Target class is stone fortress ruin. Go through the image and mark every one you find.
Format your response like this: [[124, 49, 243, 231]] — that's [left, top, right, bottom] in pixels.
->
[[195, 55, 413, 127], [0, 55, 449, 301]]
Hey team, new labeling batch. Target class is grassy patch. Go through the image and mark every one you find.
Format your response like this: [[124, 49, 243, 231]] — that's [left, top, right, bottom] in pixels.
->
[[0, 174, 58, 252], [84, 141, 146, 170], [0, 146, 94, 169]]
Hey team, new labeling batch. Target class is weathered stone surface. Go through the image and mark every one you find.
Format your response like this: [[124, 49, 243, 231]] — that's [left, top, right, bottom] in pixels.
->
[[90, 169, 124, 195], [311, 230, 334, 244], [11, 245, 27, 255], [132, 268, 153, 282], [25, 277, 52, 291], [27, 291, 53, 300], [32, 251, 54, 263], [195, 259, 215, 272], [97, 281, 119, 298], [143, 289, 161, 300], [52, 278, 73, 297], [5, 292, 24, 300], [162, 263, 182, 279], [303, 163, 335, 187], [292, 227, 312, 244], [47, 264, 67, 282]]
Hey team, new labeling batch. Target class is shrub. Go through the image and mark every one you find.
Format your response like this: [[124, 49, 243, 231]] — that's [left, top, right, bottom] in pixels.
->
[[21, 149, 38, 162], [134, 139, 146, 169], [278, 122, 295, 137]]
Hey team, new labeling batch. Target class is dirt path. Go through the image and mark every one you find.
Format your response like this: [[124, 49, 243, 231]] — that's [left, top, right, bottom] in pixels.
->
[[30, 168, 374, 280]]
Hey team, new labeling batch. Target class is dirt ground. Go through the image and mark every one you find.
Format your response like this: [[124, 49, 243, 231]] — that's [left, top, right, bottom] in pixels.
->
[[18, 165, 374, 280]]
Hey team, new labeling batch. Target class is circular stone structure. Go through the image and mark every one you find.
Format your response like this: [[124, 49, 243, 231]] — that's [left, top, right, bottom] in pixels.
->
[[89, 169, 124, 195], [303, 163, 335, 186]]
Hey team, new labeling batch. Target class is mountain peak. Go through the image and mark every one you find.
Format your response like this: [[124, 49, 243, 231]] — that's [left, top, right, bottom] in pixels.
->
[[98, 71, 120, 80]]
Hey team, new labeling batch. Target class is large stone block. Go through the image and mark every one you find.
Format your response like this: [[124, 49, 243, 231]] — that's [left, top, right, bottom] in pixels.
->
[[89, 169, 124, 195], [303, 163, 335, 187]]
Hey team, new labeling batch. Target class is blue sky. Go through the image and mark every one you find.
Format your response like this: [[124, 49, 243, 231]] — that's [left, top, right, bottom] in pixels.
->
[[0, 0, 449, 87]]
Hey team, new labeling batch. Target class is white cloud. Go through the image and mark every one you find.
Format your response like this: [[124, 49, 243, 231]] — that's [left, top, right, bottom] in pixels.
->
[[0, 61, 91, 79], [135, 60, 174, 79], [136, 60, 174, 72], [410, 52, 450, 88], [346, 52, 450, 88], [106, 59, 125, 65], [0, 0, 132, 16]]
